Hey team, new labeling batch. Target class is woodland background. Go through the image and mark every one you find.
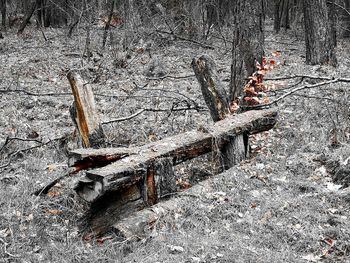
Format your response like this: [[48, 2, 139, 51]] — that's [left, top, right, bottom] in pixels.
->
[[1, 0, 350, 262]]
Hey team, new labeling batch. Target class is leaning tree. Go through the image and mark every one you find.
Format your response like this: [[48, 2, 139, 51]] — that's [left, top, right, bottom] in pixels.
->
[[192, 0, 265, 168]]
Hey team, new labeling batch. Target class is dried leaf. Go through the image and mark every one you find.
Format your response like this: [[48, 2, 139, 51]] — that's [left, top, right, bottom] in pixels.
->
[[46, 209, 62, 215], [272, 51, 281, 57], [244, 86, 258, 96], [46, 164, 57, 172], [47, 191, 62, 197], [96, 236, 113, 245]]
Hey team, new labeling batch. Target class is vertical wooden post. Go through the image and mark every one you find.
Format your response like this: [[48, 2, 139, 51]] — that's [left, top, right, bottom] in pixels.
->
[[67, 71, 105, 148], [192, 55, 247, 169], [191, 55, 230, 122]]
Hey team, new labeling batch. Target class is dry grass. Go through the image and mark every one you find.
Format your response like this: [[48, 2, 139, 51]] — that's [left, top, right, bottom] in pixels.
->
[[1, 23, 350, 262]]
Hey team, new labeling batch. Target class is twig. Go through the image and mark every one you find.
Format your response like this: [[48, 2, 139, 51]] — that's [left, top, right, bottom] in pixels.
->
[[102, 106, 207, 125], [156, 29, 214, 49], [265, 74, 350, 82], [244, 79, 339, 110], [328, 1, 350, 16], [102, 109, 145, 124], [6, 136, 65, 158], [0, 89, 71, 97], [0, 158, 12, 170], [33, 169, 75, 196], [270, 79, 339, 104], [147, 74, 195, 80]]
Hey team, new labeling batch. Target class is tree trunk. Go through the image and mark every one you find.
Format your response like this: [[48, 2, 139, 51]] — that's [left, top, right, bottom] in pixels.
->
[[17, 1, 37, 34], [274, 0, 281, 33], [1, 0, 6, 29], [303, 0, 337, 66], [102, 0, 115, 49], [191, 55, 230, 122], [230, 0, 265, 101], [327, 0, 336, 47], [343, 0, 350, 38]]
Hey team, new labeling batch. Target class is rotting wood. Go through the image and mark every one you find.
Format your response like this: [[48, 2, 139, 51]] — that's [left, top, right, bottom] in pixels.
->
[[73, 108, 277, 203], [191, 54, 247, 167], [191, 55, 230, 122], [113, 179, 211, 240], [67, 71, 105, 148]]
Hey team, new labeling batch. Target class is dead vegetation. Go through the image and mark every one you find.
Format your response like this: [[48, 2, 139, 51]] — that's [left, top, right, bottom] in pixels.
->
[[0, 20, 350, 262]]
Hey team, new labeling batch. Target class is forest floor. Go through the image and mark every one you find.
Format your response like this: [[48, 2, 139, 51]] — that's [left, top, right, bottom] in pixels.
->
[[1, 21, 350, 262]]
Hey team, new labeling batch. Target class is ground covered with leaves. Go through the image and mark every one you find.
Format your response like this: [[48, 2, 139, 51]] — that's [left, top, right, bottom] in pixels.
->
[[1, 22, 350, 262]]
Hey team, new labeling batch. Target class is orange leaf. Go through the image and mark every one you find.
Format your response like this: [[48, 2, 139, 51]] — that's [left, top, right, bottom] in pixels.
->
[[230, 102, 240, 113], [47, 191, 62, 198], [244, 86, 258, 96], [269, 59, 276, 65], [272, 51, 281, 57], [244, 97, 260, 105]]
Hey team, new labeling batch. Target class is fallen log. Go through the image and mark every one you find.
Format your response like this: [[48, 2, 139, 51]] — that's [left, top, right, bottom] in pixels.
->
[[73, 108, 277, 202], [71, 108, 277, 235]]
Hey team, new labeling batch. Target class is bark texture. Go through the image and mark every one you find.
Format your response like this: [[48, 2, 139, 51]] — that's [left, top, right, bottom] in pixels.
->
[[303, 0, 337, 66], [230, 0, 265, 101], [191, 55, 230, 122], [67, 71, 105, 148]]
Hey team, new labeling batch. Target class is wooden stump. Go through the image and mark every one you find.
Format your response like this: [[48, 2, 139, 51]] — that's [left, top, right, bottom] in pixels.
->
[[192, 54, 246, 168], [192, 55, 230, 122], [67, 71, 105, 148]]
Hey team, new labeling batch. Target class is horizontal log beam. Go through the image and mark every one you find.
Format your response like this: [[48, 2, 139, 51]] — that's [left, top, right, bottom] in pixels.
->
[[74, 109, 278, 202]]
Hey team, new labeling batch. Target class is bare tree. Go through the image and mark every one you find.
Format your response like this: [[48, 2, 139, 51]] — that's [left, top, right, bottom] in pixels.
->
[[303, 0, 337, 66], [1, 0, 6, 29], [343, 0, 350, 38], [230, 0, 265, 101]]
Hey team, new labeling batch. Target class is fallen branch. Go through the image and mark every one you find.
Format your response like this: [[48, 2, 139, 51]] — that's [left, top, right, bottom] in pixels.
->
[[147, 74, 195, 80], [0, 89, 71, 97], [244, 79, 340, 110], [6, 136, 65, 158], [265, 74, 350, 82], [156, 30, 214, 49], [102, 106, 207, 124]]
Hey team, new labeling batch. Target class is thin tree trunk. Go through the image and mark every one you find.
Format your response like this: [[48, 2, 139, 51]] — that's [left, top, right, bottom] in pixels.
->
[[303, 0, 337, 66], [1, 0, 6, 29], [328, 0, 336, 46], [343, 0, 350, 38], [18, 1, 37, 34], [102, 0, 115, 49], [274, 0, 281, 33], [230, 0, 264, 101]]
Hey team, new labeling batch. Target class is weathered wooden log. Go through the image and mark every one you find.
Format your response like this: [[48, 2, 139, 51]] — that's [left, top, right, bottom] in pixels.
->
[[67, 71, 105, 148], [191, 55, 230, 122], [113, 178, 211, 239], [192, 54, 248, 167], [83, 158, 177, 235], [68, 147, 137, 169], [73, 109, 277, 203]]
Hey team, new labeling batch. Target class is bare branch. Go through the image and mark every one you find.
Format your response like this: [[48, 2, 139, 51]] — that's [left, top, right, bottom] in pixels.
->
[[102, 106, 207, 125], [244, 79, 339, 110], [265, 74, 350, 82], [156, 30, 215, 49]]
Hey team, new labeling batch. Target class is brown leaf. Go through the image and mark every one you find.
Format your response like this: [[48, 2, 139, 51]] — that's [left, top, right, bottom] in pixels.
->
[[271, 51, 281, 57], [27, 130, 39, 139], [47, 191, 62, 198], [46, 209, 62, 215], [46, 164, 57, 172]]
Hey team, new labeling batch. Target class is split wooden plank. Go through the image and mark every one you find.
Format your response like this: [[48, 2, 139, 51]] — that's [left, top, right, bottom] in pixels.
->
[[76, 108, 277, 202], [67, 71, 105, 148], [68, 147, 137, 169]]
